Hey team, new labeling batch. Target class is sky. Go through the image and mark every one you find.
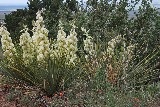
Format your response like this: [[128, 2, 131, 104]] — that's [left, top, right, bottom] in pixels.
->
[[0, 0, 159, 6], [0, 0, 28, 5]]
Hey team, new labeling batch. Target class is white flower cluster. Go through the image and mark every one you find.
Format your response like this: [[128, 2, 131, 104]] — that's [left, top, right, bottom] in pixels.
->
[[81, 27, 95, 59], [19, 27, 34, 65], [32, 10, 50, 62], [65, 23, 78, 64], [0, 25, 16, 61], [126, 44, 135, 60], [51, 22, 78, 65], [107, 35, 122, 58], [55, 21, 67, 56], [0, 9, 81, 67], [106, 35, 135, 61]]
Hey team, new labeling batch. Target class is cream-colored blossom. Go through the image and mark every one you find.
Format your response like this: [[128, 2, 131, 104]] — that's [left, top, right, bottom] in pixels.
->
[[32, 10, 50, 62], [82, 27, 95, 58], [50, 21, 67, 60], [56, 21, 67, 54], [50, 22, 78, 65], [107, 35, 122, 58], [65, 23, 78, 65], [19, 26, 34, 65], [126, 44, 135, 60], [0, 25, 16, 61]]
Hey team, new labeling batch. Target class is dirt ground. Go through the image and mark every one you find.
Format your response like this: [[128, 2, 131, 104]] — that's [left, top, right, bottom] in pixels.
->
[[0, 90, 17, 107]]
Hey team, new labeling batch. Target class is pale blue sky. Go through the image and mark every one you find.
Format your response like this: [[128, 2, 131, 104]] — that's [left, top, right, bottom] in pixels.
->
[[0, 0, 28, 5], [0, 0, 159, 6]]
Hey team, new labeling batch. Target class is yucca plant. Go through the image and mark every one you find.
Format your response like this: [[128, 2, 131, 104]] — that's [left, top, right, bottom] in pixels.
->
[[0, 10, 86, 96]]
